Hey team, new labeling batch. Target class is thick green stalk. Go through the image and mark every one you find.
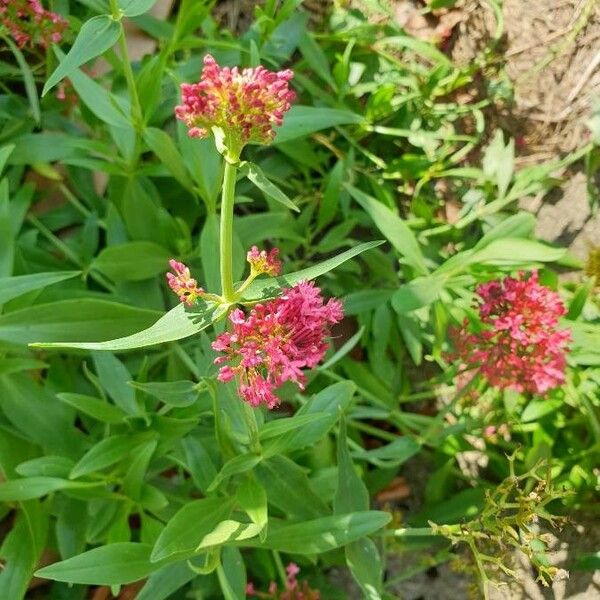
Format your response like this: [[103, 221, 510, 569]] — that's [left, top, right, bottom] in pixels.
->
[[219, 160, 238, 302]]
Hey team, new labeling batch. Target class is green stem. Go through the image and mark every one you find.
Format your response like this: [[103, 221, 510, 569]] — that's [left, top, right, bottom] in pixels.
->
[[109, 0, 143, 129], [220, 161, 238, 302]]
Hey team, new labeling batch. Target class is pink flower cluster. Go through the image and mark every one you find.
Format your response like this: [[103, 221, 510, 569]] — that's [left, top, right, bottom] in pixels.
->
[[0, 0, 67, 50], [247, 563, 321, 599], [247, 246, 281, 276], [212, 281, 343, 409], [175, 54, 295, 145], [166, 260, 205, 306], [451, 271, 571, 395]]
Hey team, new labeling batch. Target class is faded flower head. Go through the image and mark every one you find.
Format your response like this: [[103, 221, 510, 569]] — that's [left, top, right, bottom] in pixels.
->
[[450, 271, 571, 395], [247, 246, 281, 277], [0, 0, 67, 50], [246, 562, 321, 599], [166, 260, 205, 306], [212, 281, 343, 409], [175, 53, 295, 148]]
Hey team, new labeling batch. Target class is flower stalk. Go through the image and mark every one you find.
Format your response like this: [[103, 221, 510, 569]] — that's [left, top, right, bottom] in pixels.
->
[[219, 160, 238, 303]]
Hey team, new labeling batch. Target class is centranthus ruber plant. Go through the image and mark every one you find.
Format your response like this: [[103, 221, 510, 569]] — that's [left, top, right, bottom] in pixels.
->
[[451, 271, 571, 395]]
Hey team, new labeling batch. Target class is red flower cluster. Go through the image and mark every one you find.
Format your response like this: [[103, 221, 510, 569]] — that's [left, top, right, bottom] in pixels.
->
[[247, 246, 281, 277], [166, 260, 205, 306], [0, 0, 67, 50], [247, 563, 321, 599], [175, 54, 295, 146], [212, 281, 343, 409], [451, 272, 571, 395]]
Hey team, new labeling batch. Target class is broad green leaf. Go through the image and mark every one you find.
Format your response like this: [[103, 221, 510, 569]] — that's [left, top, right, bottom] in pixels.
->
[[119, 0, 158, 16], [92, 242, 171, 282], [144, 127, 195, 192], [574, 552, 600, 572], [35, 543, 158, 585], [0, 144, 15, 175], [54, 48, 131, 129], [391, 276, 445, 313], [521, 399, 562, 423], [334, 417, 369, 514], [256, 456, 328, 520], [70, 433, 154, 478], [273, 106, 364, 144], [16, 456, 74, 478], [243, 511, 391, 554], [240, 162, 299, 212], [218, 547, 246, 600], [43, 16, 121, 95], [0, 503, 47, 598], [31, 301, 226, 351], [0, 300, 159, 346], [346, 538, 383, 600], [151, 497, 235, 562], [473, 238, 566, 266], [208, 454, 262, 493], [0, 477, 102, 501], [93, 352, 139, 415], [130, 380, 198, 407], [57, 393, 127, 424], [242, 241, 383, 301], [379, 35, 452, 65], [258, 414, 326, 440], [345, 184, 427, 274], [0, 271, 79, 305], [237, 478, 267, 540], [200, 214, 221, 292], [136, 562, 196, 600], [197, 520, 262, 550], [264, 381, 355, 455], [474, 212, 536, 249], [353, 436, 420, 468], [181, 436, 218, 495]]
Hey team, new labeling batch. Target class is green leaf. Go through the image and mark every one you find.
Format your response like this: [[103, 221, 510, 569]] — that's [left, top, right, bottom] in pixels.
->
[[474, 212, 536, 249], [242, 241, 383, 300], [244, 511, 391, 554], [334, 417, 369, 514], [16, 456, 74, 478], [482, 130, 514, 199], [273, 106, 364, 144], [346, 538, 383, 600], [345, 185, 427, 274], [521, 399, 562, 423], [0, 477, 102, 501], [92, 352, 140, 415], [130, 380, 198, 407], [197, 520, 262, 550], [30, 301, 226, 351], [391, 276, 445, 313], [256, 456, 328, 520], [0, 299, 158, 346], [4, 36, 40, 123], [35, 543, 158, 585], [573, 551, 600, 572], [136, 562, 196, 600], [54, 48, 131, 129], [208, 454, 262, 493], [218, 547, 246, 600], [264, 381, 355, 455], [258, 414, 326, 440], [151, 497, 235, 562], [119, 0, 158, 17], [70, 433, 153, 478], [57, 393, 127, 424], [240, 162, 299, 212], [237, 478, 268, 540], [353, 436, 420, 468], [43, 15, 121, 96], [473, 238, 566, 266], [92, 242, 171, 282], [144, 127, 195, 192], [0, 271, 80, 305]]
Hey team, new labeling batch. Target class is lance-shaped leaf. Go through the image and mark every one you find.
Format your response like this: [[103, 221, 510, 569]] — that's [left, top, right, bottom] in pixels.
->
[[30, 301, 226, 351], [241, 240, 383, 301], [43, 16, 121, 95], [239, 162, 300, 212]]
